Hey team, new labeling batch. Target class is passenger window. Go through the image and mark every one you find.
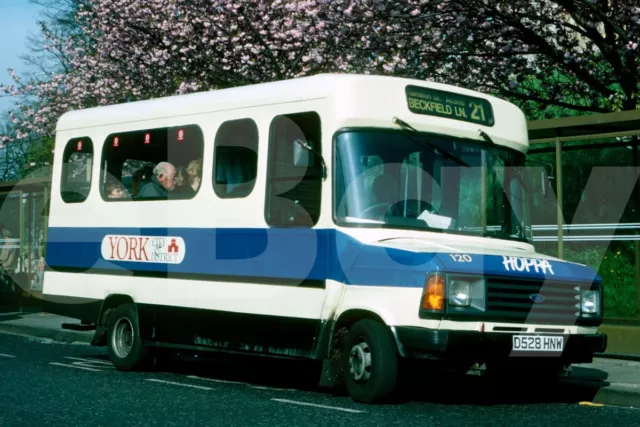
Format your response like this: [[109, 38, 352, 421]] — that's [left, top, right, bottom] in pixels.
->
[[61, 137, 94, 203], [213, 119, 258, 198], [265, 111, 322, 227], [100, 125, 204, 201]]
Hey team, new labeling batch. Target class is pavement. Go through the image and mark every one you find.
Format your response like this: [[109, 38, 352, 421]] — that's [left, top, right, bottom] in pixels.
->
[[1, 308, 640, 410], [0, 309, 94, 344], [597, 323, 640, 355]]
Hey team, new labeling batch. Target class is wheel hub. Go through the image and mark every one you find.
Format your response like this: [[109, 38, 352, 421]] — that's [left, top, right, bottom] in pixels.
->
[[112, 317, 134, 359], [349, 341, 372, 382]]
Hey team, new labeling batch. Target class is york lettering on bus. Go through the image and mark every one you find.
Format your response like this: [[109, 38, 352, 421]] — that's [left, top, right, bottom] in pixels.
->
[[107, 236, 150, 261]]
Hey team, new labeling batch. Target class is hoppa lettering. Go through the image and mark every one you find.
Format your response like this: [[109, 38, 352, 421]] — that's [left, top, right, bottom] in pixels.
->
[[100, 235, 186, 264], [502, 256, 554, 275]]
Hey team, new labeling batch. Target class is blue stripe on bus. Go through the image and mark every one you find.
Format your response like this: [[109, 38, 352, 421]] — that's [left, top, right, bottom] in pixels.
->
[[44, 227, 600, 287]]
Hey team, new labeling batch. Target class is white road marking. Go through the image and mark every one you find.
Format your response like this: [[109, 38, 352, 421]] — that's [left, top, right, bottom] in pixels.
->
[[186, 374, 297, 391], [0, 312, 23, 317], [0, 353, 16, 358], [64, 356, 114, 369], [49, 362, 101, 372], [64, 357, 112, 365], [145, 379, 213, 390], [251, 385, 296, 392], [186, 375, 246, 385], [271, 398, 364, 414]]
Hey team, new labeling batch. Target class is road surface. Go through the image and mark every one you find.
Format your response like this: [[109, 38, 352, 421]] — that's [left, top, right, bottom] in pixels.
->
[[1, 332, 638, 426]]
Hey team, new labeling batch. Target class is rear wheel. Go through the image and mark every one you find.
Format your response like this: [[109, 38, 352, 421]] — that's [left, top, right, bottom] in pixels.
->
[[342, 319, 398, 403], [107, 303, 150, 371]]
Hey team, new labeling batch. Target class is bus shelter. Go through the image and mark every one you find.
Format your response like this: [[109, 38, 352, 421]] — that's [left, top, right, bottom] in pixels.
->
[[527, 110, 640, 321], [0, 176, 50, 306]]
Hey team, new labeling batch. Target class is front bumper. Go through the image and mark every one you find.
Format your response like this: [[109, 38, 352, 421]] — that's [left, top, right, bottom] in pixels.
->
[[394, 327, 607, 363]]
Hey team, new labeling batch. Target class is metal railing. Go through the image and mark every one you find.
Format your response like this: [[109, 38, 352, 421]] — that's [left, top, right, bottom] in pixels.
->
[[0, 238, 21, 249], [461, 223, 640, 242], [531, 223, 640, 242]]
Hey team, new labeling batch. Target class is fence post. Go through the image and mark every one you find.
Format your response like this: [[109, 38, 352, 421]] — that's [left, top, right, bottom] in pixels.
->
[[634, 140, 640, 318], [18, 189, 24, 313], [555, 136, 564, 259]]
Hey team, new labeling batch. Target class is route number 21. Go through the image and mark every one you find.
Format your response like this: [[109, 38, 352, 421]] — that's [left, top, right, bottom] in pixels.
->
[[470, 102, 486, 123]]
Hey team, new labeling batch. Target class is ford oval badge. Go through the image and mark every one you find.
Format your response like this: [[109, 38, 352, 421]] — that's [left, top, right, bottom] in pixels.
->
[[530, 294, 545, 303]]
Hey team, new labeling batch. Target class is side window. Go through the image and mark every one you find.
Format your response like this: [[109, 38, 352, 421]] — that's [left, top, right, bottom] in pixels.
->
[[100, 125, 204, 201], [61, 137, 93, 203], [265, 111, 322, 227], [213, 119, 258, 198]]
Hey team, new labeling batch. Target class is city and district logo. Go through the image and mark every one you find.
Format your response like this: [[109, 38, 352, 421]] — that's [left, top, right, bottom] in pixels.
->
[[101, 235, 186, 264]]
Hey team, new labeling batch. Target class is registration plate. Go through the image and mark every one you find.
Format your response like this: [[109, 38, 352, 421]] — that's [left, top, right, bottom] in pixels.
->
[[512, 335, 564, 352]]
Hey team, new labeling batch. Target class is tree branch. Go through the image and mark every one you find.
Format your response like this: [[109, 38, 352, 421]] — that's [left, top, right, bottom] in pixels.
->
[[484, 84, 611, 113], [576, 0, 629, 41], [556, 0, 635, 103], [236, 7, 284, 80], [476, 1, 616, 97]]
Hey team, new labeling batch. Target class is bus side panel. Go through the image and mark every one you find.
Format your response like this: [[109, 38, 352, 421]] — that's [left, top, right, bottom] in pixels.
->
[[45, 99, 334, 356], [43, 270, 327, 355], [138, 303, 321, 356]]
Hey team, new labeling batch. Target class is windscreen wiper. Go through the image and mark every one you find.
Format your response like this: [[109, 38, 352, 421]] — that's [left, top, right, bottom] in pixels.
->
[[478, 129, 509, 166], [392, 117, 470, 168], [477, 129, 495, 146]]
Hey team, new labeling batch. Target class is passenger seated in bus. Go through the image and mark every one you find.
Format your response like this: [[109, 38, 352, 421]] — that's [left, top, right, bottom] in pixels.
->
[[137, 162, 176, 198], [186, 159, 202, 192], [106, 180, 128, 199], [131, 165, 154, 197], [173, 166, 196, 197], [175, 167, 187, 188]]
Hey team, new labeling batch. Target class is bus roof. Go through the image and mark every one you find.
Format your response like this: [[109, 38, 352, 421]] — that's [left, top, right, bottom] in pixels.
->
[[55, 73, 528, 152]]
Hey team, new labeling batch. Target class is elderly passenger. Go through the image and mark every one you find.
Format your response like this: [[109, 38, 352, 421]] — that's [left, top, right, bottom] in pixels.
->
[[137, 162, 176, 198]]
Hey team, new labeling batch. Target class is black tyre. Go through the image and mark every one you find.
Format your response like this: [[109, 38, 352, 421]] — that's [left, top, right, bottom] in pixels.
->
[[106, 303, 150, 371], [342, 319, 399, 403]]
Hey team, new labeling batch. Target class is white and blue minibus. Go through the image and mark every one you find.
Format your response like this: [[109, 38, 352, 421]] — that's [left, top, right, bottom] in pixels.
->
[[42, 74, 606, 403]]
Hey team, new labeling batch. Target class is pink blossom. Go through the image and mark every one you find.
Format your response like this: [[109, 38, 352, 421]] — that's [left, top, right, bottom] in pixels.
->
[[1, 0, 638, 146]]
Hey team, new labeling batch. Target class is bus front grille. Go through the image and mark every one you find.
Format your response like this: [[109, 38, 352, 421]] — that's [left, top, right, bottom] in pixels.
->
[[483, 277, 589, 325]]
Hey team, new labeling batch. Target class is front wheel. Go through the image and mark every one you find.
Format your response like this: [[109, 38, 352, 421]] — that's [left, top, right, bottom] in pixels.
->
[[342, 319, 399, 403], [106, 303, 150, 371]]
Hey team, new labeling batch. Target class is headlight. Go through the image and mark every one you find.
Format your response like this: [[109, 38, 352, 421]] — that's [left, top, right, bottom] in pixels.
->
[[449, 280, 471, 306], [581, 290, 599, 314]]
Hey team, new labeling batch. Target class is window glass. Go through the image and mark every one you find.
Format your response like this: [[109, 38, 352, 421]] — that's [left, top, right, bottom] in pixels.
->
[[334, 130, 531, 243], [265, 112, 322, 227], [61, 137, 93, 203], [100, 125, 204, 201], [213, 119, 258, 198]]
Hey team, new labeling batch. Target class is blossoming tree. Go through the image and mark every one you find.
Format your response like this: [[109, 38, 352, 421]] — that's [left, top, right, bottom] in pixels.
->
[[1, 0, 639, 146]]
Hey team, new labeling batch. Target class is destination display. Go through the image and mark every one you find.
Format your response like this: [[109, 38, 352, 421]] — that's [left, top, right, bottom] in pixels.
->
[[405, 85, 495, 127]]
